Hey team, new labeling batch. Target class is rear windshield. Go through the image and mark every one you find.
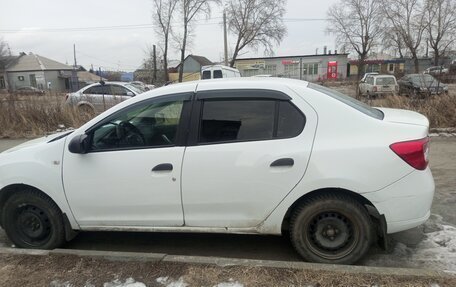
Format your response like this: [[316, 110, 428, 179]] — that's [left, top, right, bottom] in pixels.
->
[[308, 83, 384, 120], [375, 77, 396, 85]]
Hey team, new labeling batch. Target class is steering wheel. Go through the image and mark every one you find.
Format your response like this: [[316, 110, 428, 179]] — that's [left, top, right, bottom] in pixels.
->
[[116, 121, 146, 146]]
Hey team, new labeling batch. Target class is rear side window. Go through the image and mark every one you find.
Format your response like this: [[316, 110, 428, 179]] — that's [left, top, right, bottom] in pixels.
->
[[202, 70, 211, 79], [200, 100, 275, 143], [83, 85, 106, 94], [308, 83, 384, 120], [198, 99, 305, 144], [277, 101, 305, 138], [213, 70, 223, 78]]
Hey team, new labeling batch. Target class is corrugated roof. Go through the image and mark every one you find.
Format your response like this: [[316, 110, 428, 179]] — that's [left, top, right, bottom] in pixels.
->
[[77, 71, 106, 83], [7, 53, 72, 72], [189, 55, 213, 66]]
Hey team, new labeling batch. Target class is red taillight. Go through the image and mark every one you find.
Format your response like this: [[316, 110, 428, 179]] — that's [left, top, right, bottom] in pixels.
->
[[390, 138, 430, 170]]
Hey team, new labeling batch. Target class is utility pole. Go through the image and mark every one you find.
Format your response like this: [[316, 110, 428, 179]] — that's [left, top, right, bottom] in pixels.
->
[[73, 44, 77, 68], [153, 44, 157, 83], [71, 44, 79, 92], [223, 10, 228, 66]]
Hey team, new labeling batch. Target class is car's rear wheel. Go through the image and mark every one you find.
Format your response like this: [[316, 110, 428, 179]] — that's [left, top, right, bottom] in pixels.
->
[[78, 104, 95, 119], [1, 189, 65, 249], [290, 193, 373, 264]]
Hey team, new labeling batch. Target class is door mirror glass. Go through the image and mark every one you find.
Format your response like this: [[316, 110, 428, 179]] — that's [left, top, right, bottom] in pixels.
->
[[68, 134, 89, 154]]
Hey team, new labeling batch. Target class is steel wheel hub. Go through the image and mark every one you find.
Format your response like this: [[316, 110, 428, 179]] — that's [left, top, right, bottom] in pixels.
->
[[15, 205, 51, 242]]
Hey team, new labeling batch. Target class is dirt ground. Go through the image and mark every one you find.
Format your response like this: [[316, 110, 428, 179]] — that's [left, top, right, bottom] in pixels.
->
[[0, 253, 454, 287]]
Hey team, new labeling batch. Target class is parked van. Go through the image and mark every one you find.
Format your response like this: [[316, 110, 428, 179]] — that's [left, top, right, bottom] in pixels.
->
[[201, 65, 241, 79]]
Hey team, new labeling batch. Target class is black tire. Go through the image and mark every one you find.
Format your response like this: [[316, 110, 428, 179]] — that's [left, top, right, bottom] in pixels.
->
[[1, 189, 65, 249], [290, 193, 373, 265]]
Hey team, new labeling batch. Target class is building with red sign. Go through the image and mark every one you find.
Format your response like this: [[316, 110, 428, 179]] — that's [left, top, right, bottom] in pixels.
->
[[234, 52, 349, 81]]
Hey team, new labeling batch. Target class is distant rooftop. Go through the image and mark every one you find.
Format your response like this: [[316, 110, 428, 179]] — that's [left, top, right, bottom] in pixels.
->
[[7, 53, 73, 72]]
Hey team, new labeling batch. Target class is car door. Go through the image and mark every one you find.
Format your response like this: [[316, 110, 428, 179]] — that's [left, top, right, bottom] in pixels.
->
[[181, 88, 317, 228], [63, 93, 192, 227], [81, 84, 110, 112], [109, 84, 134, 107]]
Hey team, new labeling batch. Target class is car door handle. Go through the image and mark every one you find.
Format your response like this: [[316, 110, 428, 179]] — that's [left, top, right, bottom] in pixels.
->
[[270, 158, 294, 167], [152, 163, 173, 172]]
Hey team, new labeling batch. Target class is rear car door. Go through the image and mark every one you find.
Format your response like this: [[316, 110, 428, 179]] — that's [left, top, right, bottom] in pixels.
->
[[181, 88, 317, 228]]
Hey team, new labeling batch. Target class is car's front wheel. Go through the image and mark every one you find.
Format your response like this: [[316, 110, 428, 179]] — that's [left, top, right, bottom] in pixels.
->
[[290, 193, 373, 265], [1, 189, 65, 249]]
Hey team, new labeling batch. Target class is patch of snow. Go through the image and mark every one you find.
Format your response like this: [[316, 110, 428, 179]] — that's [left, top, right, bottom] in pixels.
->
[[49, 280, 72, 287], [365, 215, 456, 272], [156, 276, 188, 287], [103, 278, 146, 287], [156, 277, 169, 284], [214, 282, 244, 287]]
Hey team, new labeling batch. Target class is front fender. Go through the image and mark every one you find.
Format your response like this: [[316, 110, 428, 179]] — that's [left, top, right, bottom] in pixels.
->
[[0, 138, 79, 229]]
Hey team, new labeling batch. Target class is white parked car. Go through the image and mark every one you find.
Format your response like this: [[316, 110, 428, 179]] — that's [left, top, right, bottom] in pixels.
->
[[0, 78, 434, 264], [65, 81, 144, 114], [201, 65, 241, 80], [359, 75, 399, 97]]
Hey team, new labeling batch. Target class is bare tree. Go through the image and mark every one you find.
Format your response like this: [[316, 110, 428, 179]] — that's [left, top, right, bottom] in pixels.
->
[[152, 0, 178, 82], [0, 38, 8, 59], [382, 30, 405, 58], [382, 0, 427, 73], [327, 0, 384, 92], [225, 0, 286, 67], [175, 0, 218, 82], [424, 0, 456, 65]]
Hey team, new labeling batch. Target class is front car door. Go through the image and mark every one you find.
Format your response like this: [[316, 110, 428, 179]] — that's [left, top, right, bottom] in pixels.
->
[[181, 87, 317, 228], [63, 93, 192, 227]]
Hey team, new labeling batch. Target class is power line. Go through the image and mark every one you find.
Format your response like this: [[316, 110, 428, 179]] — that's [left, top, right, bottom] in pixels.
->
[[0, 17, 327, 33]]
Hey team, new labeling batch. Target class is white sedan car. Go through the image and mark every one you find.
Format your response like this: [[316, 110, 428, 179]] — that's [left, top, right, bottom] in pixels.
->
[[66, 81, 143, 114], [0, 78, 434, 264]]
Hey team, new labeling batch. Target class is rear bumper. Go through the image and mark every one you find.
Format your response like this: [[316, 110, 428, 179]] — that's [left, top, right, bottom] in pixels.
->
[[363, 168, 434, 234]]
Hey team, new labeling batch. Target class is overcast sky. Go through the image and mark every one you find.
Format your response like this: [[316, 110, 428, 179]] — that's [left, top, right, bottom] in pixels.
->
[[0, 0, 338, 72]]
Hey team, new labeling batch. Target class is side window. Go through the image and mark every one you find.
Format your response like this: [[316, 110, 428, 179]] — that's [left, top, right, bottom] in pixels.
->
[[197, 97, 305, 144], [90, 98, 184, 151], [213, 70, 223, 78], [367, 77, 374, 85], [83, 85, 106, 94], [199, 100, 275, 143], [110, 85, 130, 96], [202, 70, 211, 79], [277, 101, 305, 138]]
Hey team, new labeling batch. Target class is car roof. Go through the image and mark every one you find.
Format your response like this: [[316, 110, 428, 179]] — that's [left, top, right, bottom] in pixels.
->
[[371, 75, 395, 78]]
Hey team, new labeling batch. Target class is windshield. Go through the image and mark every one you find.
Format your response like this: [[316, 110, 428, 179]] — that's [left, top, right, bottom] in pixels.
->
[[125, 84, 144, 94], [411, 75, 437, 85], [375, 77, 396, 85], [308, 83, 384, 120]]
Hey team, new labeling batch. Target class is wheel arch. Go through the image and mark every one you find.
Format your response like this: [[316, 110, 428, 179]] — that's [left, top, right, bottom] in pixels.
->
[[76, 101, 95, 110], [280, 188, 386, 245], [0, 183, 77, 241]]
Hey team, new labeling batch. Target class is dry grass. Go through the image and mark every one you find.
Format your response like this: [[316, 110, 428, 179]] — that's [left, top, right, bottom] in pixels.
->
[[0, 85, 455, 139], [0, 93, 89, 139], [369, 93, 456, 128], [0, 254, 454, 287]]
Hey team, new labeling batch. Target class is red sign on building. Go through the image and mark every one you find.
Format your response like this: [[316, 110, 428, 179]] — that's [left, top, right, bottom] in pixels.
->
[[327, 61, 338, 79]]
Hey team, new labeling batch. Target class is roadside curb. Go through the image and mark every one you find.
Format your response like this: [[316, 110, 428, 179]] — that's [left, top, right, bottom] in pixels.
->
[[0, 247, 450, 278]]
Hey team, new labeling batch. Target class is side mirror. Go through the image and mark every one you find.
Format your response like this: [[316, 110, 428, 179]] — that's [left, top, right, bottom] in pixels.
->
[[68, 134, 89, 154], [126, 91, 134, 97]]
